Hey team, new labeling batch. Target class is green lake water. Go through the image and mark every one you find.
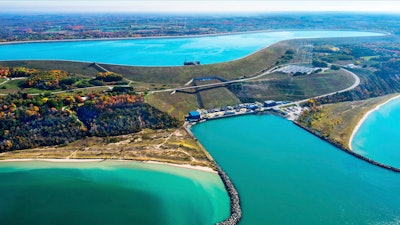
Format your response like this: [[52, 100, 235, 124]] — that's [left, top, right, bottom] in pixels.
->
[[352, 97, 400, 168], [192, 115, 400, 225], [0, 161, 230, 225]]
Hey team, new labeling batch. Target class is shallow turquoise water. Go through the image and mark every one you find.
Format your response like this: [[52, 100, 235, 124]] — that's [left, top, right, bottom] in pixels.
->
[[352, 97, 400, 168], [192, 115, 400, 225], [0, 31, 382, 66], [0, 161, 230, 225]]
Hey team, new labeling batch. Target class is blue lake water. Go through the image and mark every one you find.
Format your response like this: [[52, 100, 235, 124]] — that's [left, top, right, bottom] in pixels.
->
[[0, 161, 230, 225], [352, 96, 400, 168], [0, 30, 394, 225], [0, 31, 383, 66], [192, 115, 400, 225]]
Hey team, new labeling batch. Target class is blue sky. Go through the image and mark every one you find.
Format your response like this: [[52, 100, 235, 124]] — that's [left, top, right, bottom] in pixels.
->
[[1, 1, 399, 13]]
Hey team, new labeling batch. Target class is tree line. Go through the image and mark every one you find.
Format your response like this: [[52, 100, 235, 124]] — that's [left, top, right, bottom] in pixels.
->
[[0, 92, 179, 152]]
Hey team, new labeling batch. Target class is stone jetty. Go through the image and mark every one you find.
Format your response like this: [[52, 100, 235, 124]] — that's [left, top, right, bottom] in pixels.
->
[[215, 164, 242, 225]]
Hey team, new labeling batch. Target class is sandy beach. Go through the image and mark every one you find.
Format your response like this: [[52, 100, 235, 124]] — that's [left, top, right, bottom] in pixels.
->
[[144, 160, 216, 173], [0, 158, 216, 173], [349, 94, 400, 150]]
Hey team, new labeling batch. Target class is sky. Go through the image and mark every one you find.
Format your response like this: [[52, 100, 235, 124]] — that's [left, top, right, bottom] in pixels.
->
[[1, 0, 400, 14]]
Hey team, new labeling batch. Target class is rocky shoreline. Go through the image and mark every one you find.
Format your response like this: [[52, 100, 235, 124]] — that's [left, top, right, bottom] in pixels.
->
[[183, 122, 242, 224], [215, 164, 242, 225], [293, 121, 400, 173]]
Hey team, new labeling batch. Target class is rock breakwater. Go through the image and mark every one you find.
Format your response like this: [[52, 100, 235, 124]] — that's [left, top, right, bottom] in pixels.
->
[[215, 164, 242, 225]]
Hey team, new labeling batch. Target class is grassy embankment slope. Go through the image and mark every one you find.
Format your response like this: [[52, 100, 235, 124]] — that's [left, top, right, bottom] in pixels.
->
[[297, 94, 398, 149], [0, 37, 379, 166], [0, 41, 290, 118], [0, 39, 360, 119], [1, 37, 366, 116], [230, 69, 355, 102]]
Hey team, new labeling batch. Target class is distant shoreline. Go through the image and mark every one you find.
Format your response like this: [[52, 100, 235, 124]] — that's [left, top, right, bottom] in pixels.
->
[[349, 94, 400, 151], [0, 29, 388, 46], [0, 158, 217, 174], [0, 29, 273, 46]]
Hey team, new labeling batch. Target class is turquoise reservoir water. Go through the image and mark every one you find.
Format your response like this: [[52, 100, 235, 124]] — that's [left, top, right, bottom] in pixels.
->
[[0, 31, 382, 66], [192, 115, 400, 225], [352, 97, 400, 168], [0, 161, 230, 225]]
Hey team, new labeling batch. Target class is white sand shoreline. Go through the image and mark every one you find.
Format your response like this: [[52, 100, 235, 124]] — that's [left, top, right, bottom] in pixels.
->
[[0, 158, 216, 174], [349, 94, 400, 150]]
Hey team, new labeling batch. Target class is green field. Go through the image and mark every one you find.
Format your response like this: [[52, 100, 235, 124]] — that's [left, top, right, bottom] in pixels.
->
[[0, 79, 26, 94]]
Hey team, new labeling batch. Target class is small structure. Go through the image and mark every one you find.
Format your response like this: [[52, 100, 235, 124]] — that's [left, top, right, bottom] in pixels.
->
[[184, 60, 200, 66], [264, 100, 277, 107], [246, 105, 258, 111], [186, 111, 201, 122]]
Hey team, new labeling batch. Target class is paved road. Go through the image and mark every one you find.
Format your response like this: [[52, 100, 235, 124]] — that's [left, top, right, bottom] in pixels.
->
[[149, 65, 360, 103], [295, 68, 360, 105], [0, 65, 360, 101], [149, 66, 280, 94], [280, 68, 360, 108], [0, 79, 8, 86]]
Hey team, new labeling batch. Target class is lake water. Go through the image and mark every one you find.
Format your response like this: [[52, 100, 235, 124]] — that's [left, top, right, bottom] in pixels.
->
[[0, 31, 382, 66], [192, 115, 400, 225], [0, 30, 393, 225], [0, 161, 230, 225], [352, 97, 400, 168]]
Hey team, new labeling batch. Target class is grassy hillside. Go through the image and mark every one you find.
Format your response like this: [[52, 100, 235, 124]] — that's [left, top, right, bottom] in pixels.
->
[[0, 61, 100, 77], [0, 39, 364, 121], [197, 86, 241, 109], [230, 69, 355, 102], [146, 92, 199, 120], [104, 41, 290, 84], [0, 40, 292, 85]]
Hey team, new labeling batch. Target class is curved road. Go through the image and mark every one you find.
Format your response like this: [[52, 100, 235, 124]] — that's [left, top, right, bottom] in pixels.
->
[[295, 68, 360, 105], [149, 66, 280, 94], [149, 65, 361, 107], [0, 65, 360, 102]]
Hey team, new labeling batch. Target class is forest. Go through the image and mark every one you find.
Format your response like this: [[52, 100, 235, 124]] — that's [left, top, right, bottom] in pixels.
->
[[307, 37, 400, 105], [0, 66, 128, 90], [0, 90, 179, 152]]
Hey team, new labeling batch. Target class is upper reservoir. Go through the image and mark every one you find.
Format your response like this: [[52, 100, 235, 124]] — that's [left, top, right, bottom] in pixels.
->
[[192, 115, 400, 225], [0, 31, 383, 66], [352, 96, 400, 168], [0, 161, 230, 225]]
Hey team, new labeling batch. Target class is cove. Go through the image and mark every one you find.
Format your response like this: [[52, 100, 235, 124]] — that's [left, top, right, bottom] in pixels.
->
[[352, 97, 400, 168], [0, 31, 383, 66], [192, 115, 400, 225], [0, 161, 230, 225]]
